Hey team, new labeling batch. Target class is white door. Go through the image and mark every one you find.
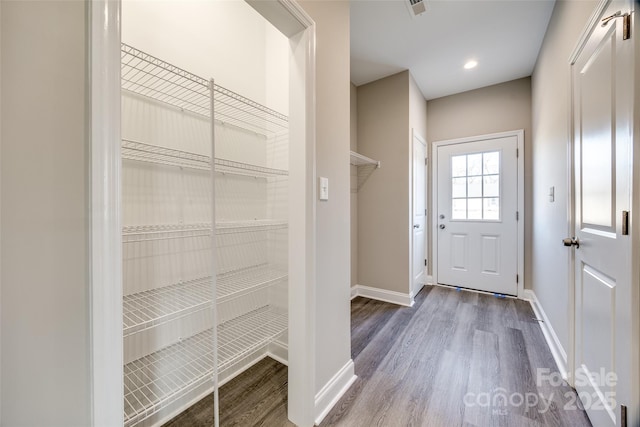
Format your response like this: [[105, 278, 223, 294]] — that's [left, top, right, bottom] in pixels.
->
[[412, 133, 426, 296], [570, 1, 634, 424], [436, 134, 520, 295]]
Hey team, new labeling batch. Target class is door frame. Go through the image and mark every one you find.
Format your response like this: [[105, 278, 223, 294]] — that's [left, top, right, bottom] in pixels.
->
[[410, 129, 427, 300], [431, 129, 525, 298], [567, 0, 640, 420], [87, 1, 318, 425]]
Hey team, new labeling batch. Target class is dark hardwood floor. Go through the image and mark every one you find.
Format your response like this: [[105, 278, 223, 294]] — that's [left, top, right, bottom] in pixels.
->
[[165, 285, 592, 427]]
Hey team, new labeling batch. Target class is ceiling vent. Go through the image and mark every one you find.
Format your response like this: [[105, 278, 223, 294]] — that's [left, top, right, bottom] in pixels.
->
[[407, 0, 428, 17]]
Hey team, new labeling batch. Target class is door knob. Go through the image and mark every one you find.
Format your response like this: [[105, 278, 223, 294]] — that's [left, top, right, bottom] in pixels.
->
[[439, 224, 445, 229], [439, 214, 445, 219], [563, 237, 580, 249], [414, 224, 420, 229]]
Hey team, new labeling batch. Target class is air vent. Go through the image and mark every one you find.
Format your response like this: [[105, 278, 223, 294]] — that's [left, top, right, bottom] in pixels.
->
[[407, 0, 428, 17]]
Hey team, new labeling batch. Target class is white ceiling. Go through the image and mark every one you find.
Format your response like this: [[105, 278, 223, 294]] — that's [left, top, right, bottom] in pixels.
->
[[351, 0, 556, 100]]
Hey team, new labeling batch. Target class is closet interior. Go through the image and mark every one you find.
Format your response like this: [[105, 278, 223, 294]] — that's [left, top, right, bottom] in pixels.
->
[[120, 39, 289, 426]]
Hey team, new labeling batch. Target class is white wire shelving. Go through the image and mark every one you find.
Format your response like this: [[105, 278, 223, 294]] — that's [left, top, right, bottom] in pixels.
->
[[121, 43, 288, 138], [350, 151, 381, 191], [349, 150, 380, 168], [123, 307, 287, 427], [123, 262, 287, 336], [122, 138, 288, 177], [122, 221, 288, 241], [123, 277, 213, 337]]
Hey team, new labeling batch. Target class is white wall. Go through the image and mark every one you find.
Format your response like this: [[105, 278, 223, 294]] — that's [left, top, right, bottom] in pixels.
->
[[426, 77, 532, 281], [531, 0, 597, 356], [298, 0, 353, 402], [122, 0, 289, 113], [1, 2, 91, 425], [0, 1, 3, 421]]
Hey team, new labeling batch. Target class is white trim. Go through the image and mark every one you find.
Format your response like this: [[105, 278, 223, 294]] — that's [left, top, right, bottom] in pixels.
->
[[314, 359, 356, 426], [267, 340, 289, 366], [568, 0, 611, 64], [523, 290, 569, 379], [351, 285, 414, 307], [411, 281, 425, 299], [431, 130, 525, 298], [88, 1, 124, 426], [426, 275, 434, 285]]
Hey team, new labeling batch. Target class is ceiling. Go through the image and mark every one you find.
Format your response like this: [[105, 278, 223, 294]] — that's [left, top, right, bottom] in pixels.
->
[[350, 0, 556, 100]]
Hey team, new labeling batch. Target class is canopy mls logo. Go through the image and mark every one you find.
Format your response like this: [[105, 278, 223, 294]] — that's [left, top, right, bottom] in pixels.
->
[[463, 368, 618, 415]]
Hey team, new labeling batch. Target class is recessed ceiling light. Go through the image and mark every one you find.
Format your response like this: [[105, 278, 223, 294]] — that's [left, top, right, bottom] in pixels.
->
[[464, 60, 478, 70]]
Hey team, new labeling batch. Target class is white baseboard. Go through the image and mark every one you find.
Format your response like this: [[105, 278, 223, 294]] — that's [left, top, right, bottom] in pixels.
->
[[351, 284, 414, 307], [523, 289, 569, 379], [426, 275, 434, 285], [314, 359, 357, 426], [267, 340, 288, 366]]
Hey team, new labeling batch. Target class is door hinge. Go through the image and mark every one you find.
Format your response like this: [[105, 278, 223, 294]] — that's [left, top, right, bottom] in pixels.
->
[[601, 11, 631, 40], [516, 274, 519, 284], [516, 211, 519, 221], [622, 210, 629, 235], [425, 209, 427, 216], [516, 148, 519, 158], [621, 405, 627, 427], [425, 158, 428, 165], [425, 259, 427, 267]]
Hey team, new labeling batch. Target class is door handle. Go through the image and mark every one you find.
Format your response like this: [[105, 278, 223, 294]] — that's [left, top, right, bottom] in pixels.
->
[[414, 224, 420, 229], [439, 224, 445, 230], [562, 237, 580, 249]]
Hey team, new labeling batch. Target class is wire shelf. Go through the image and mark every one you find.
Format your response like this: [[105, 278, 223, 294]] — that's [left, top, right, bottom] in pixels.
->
[[350, 150, 381, 168], [122, 221, 287, 243], [123, 307, 287, 427], [213, 84, 288, 137], [215, 220, 288, 235], [123, 277, 213, 337], [123, 264, 287, 335], [215, 158, 288, 177], [217, 264, 287, 302], [121, 44, 210, 117], [217, 306, 287, 371], [121, 43, 288, 137], [122, 139, 288, 177], [122, 139, 210, 171]]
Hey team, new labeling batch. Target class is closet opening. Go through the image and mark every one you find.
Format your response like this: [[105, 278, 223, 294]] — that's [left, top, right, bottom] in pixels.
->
[[88, 1, 317, 426]]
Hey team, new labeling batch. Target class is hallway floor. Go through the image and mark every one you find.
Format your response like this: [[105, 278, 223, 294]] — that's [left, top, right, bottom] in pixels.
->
[[165, 285, 592, 426]]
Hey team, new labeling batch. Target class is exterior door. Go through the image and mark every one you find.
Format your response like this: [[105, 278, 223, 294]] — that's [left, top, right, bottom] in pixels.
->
[[570, 1, 634, 424], [436, 133, 520, 295], [412, 133, 426, 296]]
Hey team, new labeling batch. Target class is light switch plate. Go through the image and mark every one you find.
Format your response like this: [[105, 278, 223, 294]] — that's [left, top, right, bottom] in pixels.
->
[[319, 177, 329, 201]]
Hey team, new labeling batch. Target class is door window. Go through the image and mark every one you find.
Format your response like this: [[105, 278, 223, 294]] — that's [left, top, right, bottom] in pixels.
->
[[451, 151, 500, 220]]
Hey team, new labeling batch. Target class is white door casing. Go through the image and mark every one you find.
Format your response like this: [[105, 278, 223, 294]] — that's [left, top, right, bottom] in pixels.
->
[[433, 131, 524, 297], [569, 0, 635, 424], [89, 1, 318, 426], [412, 131, 426, 298]]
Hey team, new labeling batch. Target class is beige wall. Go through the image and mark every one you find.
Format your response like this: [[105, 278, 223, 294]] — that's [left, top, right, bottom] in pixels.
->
[[1, 2, 90, 425], [357, 71, 411, 294], [350, 82, 358, 286], [299, 0, 353, 401], [531, 0, 597, 353], [426, 77, 532, 281]]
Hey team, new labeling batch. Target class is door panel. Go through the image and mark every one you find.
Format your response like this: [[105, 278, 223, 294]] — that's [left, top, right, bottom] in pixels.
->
[[436, 135, 518, 295], [412, 134, 426, 295], [571, 1, 634, 424]]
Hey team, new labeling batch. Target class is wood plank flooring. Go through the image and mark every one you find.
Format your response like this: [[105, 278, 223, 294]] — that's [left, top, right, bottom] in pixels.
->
[[165, 285, 592, 427]]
